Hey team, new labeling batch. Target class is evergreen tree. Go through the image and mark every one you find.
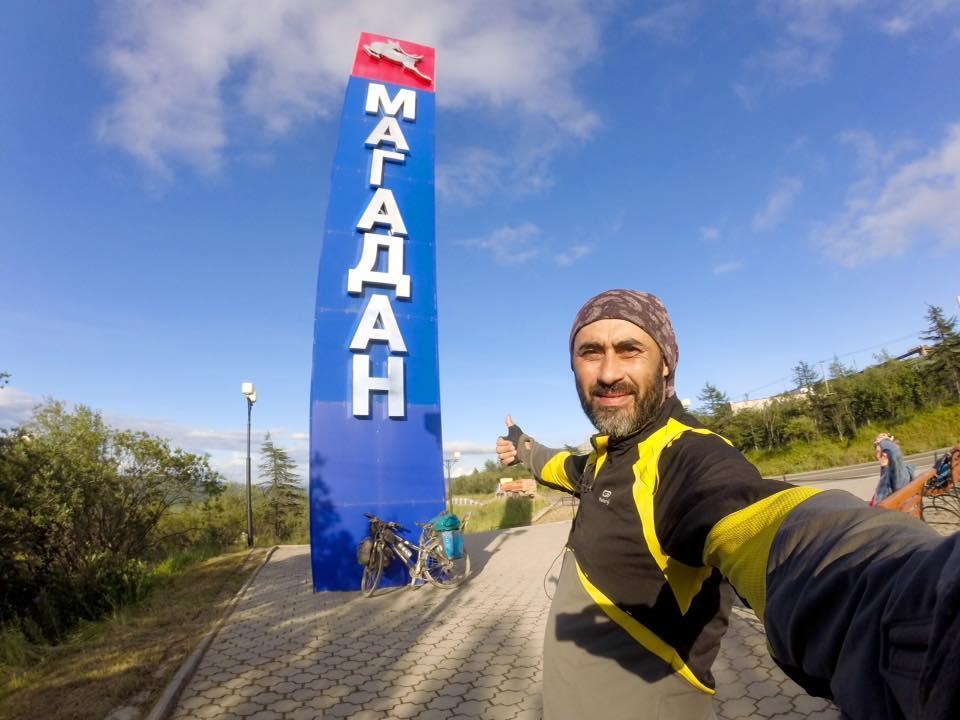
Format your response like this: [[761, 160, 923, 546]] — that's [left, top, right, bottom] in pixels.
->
[[792, 360, 820, 393], [828, 354, 854, 379], [921, 304, 960, 399], [257, 433, 304, 542], [697, 382, 731, 419]]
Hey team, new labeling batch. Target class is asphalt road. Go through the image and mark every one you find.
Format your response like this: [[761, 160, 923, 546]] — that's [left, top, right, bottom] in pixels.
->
[[771, 448, 952, 501]]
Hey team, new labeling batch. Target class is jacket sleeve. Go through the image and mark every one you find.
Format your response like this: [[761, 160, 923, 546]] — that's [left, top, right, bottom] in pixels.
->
[[754, 491, 959, 720], [509, 424, 588, 496], [875, 464, 893, 502], [656, 433, 959, 719]]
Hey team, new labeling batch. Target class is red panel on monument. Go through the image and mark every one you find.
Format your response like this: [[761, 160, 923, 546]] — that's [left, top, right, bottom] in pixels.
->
[[352, 32, 436, 92]]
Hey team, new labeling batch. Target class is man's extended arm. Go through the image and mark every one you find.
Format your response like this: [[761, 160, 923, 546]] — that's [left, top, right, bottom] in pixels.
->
[[497, 417, 587, 496], [656, 433, 958, 720]]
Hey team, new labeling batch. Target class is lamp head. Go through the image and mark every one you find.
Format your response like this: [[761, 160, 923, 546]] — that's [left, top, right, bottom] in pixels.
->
[[242, 382, 257, 404]]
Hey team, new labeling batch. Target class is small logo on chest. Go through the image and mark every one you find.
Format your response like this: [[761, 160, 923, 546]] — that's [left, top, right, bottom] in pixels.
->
[[598, 488, 613, 505]]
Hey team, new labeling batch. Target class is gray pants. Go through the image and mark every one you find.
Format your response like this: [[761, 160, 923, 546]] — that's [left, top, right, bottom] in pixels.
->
[[543, 551, 716, 720]]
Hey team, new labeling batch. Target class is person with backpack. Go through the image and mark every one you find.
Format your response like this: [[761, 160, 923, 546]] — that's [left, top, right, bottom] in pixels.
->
[[872, 433, 916, 505]]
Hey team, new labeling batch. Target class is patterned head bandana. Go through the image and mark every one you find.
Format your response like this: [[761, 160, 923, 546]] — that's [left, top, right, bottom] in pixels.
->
[[569, 289, 680, 397]]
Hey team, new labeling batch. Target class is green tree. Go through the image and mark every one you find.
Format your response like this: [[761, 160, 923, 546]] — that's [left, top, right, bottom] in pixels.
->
[[828, 355, 854, 379], [921, 304, 960, 400], [784, 415, 818, 443], [792, 361, 820, 393], [758, 399, 789, 449], [0, 401, 223, 639], [697, 382, 731, 419], [257, 433, 304, 542], [452, 458, 531, 495]]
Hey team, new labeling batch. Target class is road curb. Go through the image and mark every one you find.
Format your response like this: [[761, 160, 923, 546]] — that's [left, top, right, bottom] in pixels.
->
[[144, 546, 278, 720]]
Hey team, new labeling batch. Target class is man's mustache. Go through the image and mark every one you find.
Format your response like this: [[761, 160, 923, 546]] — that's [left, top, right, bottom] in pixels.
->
[[591, 382, 638, 398]]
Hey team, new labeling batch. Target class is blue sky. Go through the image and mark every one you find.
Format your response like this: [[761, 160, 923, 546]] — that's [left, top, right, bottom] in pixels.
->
[[3, 0, 960, 481]]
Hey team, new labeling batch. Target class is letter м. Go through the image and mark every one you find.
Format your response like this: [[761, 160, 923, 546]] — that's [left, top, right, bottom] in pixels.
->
[[365, 83, 417, 121]]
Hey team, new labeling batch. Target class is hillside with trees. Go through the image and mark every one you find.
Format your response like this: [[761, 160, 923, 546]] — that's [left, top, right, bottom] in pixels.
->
[[693, 305, 960, 474]]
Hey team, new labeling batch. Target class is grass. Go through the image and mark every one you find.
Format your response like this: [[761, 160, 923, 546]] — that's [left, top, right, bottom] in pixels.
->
[[0, 548, 266, 720], [462, 490, 569, 533], [745, 404, 960, 476]]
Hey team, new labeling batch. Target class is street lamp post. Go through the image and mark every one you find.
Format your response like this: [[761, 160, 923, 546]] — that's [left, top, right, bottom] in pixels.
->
[[242, 382, 258, 548], [443, 450, 461, 513]]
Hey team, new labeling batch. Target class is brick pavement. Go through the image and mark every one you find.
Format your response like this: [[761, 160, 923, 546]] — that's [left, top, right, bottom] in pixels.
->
[[168, 522, 847, 720]]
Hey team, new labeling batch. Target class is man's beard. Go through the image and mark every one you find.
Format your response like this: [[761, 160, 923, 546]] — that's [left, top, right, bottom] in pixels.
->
[[577, 362, 666, 439]]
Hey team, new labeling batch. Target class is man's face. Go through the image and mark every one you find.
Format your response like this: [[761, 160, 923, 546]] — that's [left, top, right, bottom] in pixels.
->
[[572, 319, 669, 438]]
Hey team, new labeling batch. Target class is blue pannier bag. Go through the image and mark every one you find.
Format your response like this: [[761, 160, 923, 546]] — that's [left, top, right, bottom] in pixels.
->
[[929, 453, 953, 491], [430, 512, 460, 531], [440, 530, 464, 560], [429, 512, 463, 559]]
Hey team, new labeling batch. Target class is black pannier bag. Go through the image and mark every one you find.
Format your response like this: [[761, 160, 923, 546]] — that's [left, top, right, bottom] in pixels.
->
[[357, 537, 374, 566]]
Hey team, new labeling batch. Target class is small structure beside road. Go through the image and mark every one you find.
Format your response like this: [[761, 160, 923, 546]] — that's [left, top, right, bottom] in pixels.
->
[[496, 478, 537, 498]]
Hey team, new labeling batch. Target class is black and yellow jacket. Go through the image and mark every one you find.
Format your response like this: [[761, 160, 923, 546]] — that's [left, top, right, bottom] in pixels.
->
[[512, 396, 960, 720]]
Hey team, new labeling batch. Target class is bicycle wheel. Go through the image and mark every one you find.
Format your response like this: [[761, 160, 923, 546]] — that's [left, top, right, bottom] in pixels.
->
[[423, 539, 469, 588], [360, 545, 384, 597]]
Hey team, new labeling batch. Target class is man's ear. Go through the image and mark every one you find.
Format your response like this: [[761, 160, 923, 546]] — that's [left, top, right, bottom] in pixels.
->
[[662, 362, 669, 378]]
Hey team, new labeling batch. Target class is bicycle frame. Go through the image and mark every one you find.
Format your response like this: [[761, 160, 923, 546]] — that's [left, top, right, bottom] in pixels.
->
[[379, 525, 434, 585]]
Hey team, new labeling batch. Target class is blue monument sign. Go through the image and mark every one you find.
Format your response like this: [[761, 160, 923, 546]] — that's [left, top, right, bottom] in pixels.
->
[[309, 34, 444, 591]]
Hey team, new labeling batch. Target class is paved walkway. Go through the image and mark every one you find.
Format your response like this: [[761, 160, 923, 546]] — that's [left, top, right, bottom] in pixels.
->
[[170, 522, 842, 720]]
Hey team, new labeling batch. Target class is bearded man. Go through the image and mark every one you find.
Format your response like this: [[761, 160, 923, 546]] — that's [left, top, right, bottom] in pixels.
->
[[496, 289, 959, 720]]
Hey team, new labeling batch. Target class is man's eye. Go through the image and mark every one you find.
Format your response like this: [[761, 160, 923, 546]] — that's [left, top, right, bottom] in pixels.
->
[[579, 349, 601, 359]]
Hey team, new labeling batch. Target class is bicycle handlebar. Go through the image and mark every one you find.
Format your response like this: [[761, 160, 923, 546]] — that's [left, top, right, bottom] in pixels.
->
[[365, 513, 408, 534]]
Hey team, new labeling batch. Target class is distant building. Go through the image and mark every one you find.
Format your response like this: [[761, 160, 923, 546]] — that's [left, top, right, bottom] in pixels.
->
[[730, 387, 809, 414]]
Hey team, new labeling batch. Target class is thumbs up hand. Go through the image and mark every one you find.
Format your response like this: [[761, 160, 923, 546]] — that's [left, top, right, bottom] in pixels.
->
[[497, 415, 524, 466]]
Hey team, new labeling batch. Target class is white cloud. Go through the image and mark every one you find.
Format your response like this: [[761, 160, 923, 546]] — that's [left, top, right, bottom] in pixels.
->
[[732, 82, 755, 109], [881, 0, 960, 36], [460, 222, 542, 265], [739, 1, 935, 100], [760, 0, 865, 45], [97, 0, 604, 178], [739, 0, 864, 97], [0, 387, 38, 429], [746, 40, 835, 89], [738, 1, 960, 100], [437, 141, 562, 203], [712, 261, 742, 275], [700, 225, 720, 241], [816, 123, 960, 265], [882, 16, 914, 34], [752, 177, 803, 232], [0, 385, 307, 484], [444, 441, 495, 455], [632, 1, 705, 43], [610, 211, 625, 234], [437, 147, 508, 204], [555, 244, 592, 266]]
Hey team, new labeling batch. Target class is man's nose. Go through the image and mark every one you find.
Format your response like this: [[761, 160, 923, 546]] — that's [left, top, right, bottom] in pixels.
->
[[597, 352, 624, 385]]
